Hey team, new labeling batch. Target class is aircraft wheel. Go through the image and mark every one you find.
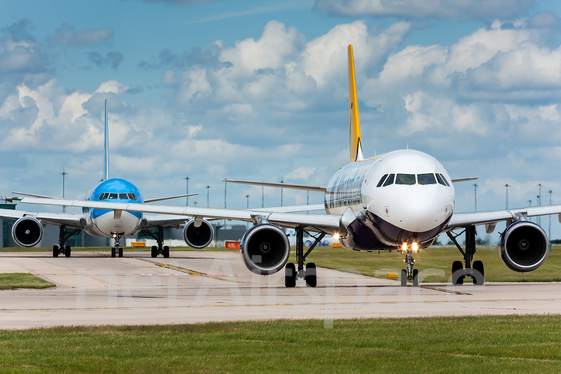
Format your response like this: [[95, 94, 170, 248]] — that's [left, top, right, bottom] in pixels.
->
[[305, 263, 317, 287], [64, 245, 71, 258], [118, 247, 123, 258], [400, 269, 407, 287], [473, 260, 484, 285], [452, 261, 464, 285], [111, 248, 116, 258], [412, 268, 419, 287], [163, 246, 170, 258], [151, 246, 157, 258], [53, 245, 59, 258], [285, 263, 296, 288]]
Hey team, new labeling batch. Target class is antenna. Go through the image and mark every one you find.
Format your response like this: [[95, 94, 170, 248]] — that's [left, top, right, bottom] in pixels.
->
[[104, 99, 109, 181]]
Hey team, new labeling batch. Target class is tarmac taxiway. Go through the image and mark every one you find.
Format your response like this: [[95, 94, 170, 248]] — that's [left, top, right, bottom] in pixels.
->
[[1, 251, 560, 330]]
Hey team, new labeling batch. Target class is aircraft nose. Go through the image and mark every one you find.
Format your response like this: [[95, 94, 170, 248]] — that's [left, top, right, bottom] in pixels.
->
[[393, 189, 452, 232]]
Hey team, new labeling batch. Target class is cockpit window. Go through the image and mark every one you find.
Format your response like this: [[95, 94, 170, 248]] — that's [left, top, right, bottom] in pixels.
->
[[395, 174, 416, 185], [436, 173, 450, 187], [100, 193, 108, 200], [127, 193, 136, 200], [418, 173, 437, 185], [377, 174, 389, 187], [383, 174, 395, 187], [118, 193, 127, 199], [109, 193, 118, 199]]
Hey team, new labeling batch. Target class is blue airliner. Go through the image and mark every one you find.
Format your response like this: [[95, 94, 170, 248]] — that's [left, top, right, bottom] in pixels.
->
[[1, 100, 213, 258]]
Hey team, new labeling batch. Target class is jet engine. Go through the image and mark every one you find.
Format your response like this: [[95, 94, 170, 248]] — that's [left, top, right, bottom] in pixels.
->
[[499, 221, 548, 272], [12, 217, 43, 247], [183, 218, 214, 249], [240, 224, 290, 275]]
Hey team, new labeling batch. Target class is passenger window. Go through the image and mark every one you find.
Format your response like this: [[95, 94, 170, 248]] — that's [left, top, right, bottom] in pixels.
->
[[377, 174, 388, 187], [383, 174, 395, 187], [396, 174, 416, 185], [418, 173, 437, 185]]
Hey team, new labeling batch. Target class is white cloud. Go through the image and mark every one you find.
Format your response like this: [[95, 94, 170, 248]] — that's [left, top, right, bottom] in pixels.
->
[[313, 0, 533, 20]]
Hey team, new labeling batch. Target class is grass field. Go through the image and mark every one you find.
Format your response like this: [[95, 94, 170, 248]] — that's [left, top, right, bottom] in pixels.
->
[[0, 315, 560, 373], [0, 273, 55, 290], [2, 245, 560, 283]]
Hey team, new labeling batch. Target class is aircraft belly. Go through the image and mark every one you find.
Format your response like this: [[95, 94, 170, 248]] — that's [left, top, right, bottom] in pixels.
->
[[341, 210, 450, 251]]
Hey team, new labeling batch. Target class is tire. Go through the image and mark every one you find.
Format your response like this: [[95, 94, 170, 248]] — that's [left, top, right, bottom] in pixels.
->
[[64, 245, 71, 258], [285, 263, 296, 288], [305, 262, 317, 287], [412, 268, 419, 287], [118, 247, 123, 258], [401, 269, 407, 287], [452, 261, 464, 285], [151, 246, 157, 258], [111, 248, 116, 258], [53, 245, 59, 258], [163, 246, 170, 258], [473, 260, 485, 285]]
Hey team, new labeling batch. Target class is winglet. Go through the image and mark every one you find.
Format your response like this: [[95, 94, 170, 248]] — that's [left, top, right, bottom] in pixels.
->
[[104, 99, 109, 181], [348, 45, 364, 163]]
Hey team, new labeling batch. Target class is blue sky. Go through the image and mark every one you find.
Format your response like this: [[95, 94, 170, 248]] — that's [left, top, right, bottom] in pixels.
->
[[2, 0, 561, 241]]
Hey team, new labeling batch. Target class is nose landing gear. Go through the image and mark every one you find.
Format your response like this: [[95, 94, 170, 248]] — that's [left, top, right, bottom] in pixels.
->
[[400, 250, 419, 287]]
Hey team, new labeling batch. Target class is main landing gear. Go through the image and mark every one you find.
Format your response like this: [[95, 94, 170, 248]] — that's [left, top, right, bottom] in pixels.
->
[[285, 227, 325, 288], [447, 226, 484, 285], [52, 225, 81, 258], [400, 250, 419, 287], [110, 232, 125, 258], [141, 227, 169, 258]]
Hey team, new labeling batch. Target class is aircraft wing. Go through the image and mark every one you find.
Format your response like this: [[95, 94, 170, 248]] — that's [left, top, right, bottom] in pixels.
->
[[141, 214, 191, 230], [0, 209, 86, 229], [448, 205, 561, 231], [20, 198, 343, 234]]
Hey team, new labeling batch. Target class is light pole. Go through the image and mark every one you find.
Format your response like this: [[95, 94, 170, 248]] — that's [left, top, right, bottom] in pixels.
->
[[183, 176, 190, 206], [245, 194, 250, 229], [505, 183, 510, 209], [473, 183, 478, 212], [206, 186, 210, 208], [280, 180, 284, 207], [61, 170, 68, 213], [537, 184, 542, 225]]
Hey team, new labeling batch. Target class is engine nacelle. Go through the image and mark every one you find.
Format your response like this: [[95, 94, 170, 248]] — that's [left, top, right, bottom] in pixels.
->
[[499, 221, 548, 272], [240, 224, 290, 275], [12, 217, 43, 247], [183, 218, 214, 249]]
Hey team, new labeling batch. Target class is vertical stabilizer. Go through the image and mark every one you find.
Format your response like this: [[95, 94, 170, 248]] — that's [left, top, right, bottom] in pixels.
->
[[104, 99, 109, 181], [348, 44, 364, 163]]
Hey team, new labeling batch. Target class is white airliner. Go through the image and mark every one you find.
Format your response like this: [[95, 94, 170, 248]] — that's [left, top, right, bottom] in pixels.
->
[[21, 45, 561, 287]]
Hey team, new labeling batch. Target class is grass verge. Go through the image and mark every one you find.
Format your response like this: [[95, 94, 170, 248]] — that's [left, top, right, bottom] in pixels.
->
[[0, 315, 560, 373], [0, 273, 55, 290]]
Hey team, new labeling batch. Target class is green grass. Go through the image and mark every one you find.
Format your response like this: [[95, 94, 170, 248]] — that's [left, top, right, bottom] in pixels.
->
[[0, 315, 560, 373], [296, 245, 561, 283], [0, 273, 55, 290]]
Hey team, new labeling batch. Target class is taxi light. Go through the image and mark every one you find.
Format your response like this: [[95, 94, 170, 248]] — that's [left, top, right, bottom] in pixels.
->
[[401, 242, 407, 251], [333, 233, 340, 240], [412, 242, 418, 252]]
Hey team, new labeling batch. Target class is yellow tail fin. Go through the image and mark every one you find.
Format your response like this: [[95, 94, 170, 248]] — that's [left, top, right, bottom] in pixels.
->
[[348, 44, 364, 163]]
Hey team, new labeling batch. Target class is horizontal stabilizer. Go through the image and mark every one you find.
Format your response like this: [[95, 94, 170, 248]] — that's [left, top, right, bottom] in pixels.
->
[[145, 193, 198, 203], [451, 177, 478, 183], [224, 179, 326, 192]]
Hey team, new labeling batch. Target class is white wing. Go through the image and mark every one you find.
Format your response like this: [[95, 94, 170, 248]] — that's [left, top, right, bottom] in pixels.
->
[[20, 197, 342, 234]]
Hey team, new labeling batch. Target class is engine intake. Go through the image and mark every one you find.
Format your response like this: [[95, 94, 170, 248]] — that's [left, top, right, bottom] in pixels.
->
[[499, 221, 548, 272], [183, 218, 214, 249], [12, 217, 43, 247], [240, 224, 290, 275]]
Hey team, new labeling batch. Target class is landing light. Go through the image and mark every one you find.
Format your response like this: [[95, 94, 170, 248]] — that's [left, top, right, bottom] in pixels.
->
[[412, 242, 418, 252], [401, 243, 407, 251], [333, 233, 340, 240]]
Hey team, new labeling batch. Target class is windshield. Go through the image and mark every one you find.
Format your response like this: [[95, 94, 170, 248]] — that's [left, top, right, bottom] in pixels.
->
[[395, 174, 416, 185]]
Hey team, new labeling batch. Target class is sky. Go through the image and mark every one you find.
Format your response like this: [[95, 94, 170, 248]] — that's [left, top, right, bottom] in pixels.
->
[[2, 0, 561, 241]]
